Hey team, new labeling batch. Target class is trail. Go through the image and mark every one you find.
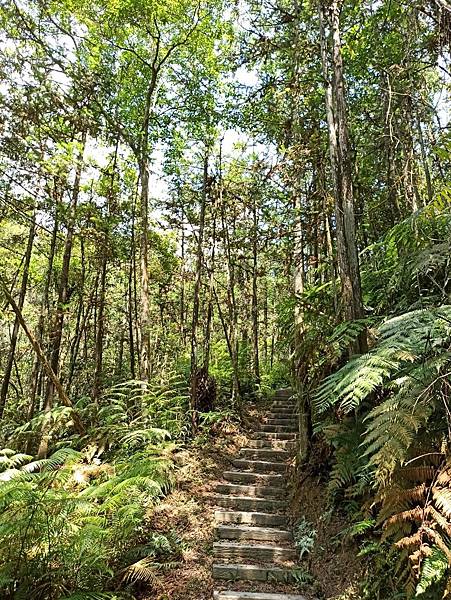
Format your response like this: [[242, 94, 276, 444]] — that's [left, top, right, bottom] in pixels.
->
[[210, 389, 309, 600]]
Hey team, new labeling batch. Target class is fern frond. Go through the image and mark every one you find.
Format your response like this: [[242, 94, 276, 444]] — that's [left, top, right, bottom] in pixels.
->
[[121, 556, 179, 585], [416, 547, 448, 595], [432, 487, 451, 520]]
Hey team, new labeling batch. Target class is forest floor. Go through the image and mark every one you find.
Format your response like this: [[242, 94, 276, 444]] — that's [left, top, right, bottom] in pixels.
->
[[291, 466, 365, 600], [142, 402, 364, 600]]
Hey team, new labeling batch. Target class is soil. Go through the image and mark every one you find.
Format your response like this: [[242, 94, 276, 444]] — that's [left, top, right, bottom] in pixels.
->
[[290, 467, 366, 600]]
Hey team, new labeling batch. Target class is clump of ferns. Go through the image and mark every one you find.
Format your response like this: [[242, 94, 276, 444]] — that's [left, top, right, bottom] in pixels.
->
[[89, 375, 189, 455], [0, 446, 175, 598], [361, 191, 451, 314], [377, 454, 451, 597], [313, 306, 451, 594]]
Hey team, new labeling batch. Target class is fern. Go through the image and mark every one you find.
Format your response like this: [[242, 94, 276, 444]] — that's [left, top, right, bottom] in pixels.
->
[[314, 306, 451, 416], [416, 547, 448, 595], [0, 442, 174, 598], [293, 517, 317, 559]]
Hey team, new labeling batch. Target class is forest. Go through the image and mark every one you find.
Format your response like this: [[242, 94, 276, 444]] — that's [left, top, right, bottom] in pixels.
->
[[0, 0, 450, 598]]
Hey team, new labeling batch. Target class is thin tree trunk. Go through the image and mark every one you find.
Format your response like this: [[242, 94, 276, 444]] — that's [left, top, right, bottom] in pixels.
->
[[416, 109, 434, 204], [0, 209, 36, 418], [221, 199, 240, 402], [93, 259, 107, 400], [204, 187, 217, 374], [190, 151, 208, 431], [180, 207, 187, 345], [28, 197, 59, 424], [41, 129, 86, 457], [251, 195, 260, 388], [138, 72, 158, 381], [67, 238, 86, 390]]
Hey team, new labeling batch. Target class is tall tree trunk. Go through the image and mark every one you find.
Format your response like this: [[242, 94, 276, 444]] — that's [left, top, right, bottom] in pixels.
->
[[204, 187, 218, 374], [138, 73, 158, 381], [139, 156, 151, 381], [0, 208, 36, 418], [40, 129, 86, 457], [190, 152, 208, 432], [128, 192, 138, 378], [28, 193, 59, 425], [93, 260, 107, 400], [93, 141, 117, 399], [180, 206, 187, 345], [319, 0, 366, 352], [416, 109, 434, 204], [251, 195, 260, 388], [293, 193, 311, 462]]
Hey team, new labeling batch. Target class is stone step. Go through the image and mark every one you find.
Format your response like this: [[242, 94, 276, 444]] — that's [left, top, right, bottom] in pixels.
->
[[232, 459, 288, 473], [260, 424, 297, 433], [272, 400, 295, 406], [213, 542, 297, 563], [264, 418, 296, 426], [272, 399, 294, 405], [213, 592, 307, 600], [223, 471, 286, 486], [246, 439, 296, 451], [240, 448, 290, 462], [216, 525, 292, 542], [273, 389, 293, 398], [214, 510, 289, 527], [211, 494, 287, 512], [213, 563, 297, 583], [216, 483, 285, 499], [268, 410, 297, 417], [254, 432, 298, 441]]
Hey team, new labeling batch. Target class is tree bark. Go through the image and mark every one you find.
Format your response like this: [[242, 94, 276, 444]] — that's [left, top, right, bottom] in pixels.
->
[[138, 70, 159, 381]]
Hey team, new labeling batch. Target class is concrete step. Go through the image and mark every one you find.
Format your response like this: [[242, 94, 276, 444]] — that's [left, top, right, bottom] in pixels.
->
[[246, 439, 296, 451], [273, 389, 293, 398], [254, 432, 298, 441], [213, 542, 297, 563], [268, 410, 297, 417], [214, 592, 307, 600], [210, 494, 287, 512], [216, 525, 292, 542], [223, 471, 286, 486], [213, 563, 297, 583], [214, 510, 288, 527], [260, 424, 297, 433], [264, 418, 296, 426], [240, 448, 290, 462], [232, 459, 288, 473], [216, 483, 285, 499], [272, 400, 295, 406]]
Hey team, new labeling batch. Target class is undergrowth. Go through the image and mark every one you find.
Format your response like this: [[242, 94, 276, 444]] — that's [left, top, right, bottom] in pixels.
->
[[293, 194, 451, 598]]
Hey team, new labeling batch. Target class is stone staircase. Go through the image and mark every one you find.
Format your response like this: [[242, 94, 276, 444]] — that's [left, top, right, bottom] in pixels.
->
[[211, 389, 307, 600]]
